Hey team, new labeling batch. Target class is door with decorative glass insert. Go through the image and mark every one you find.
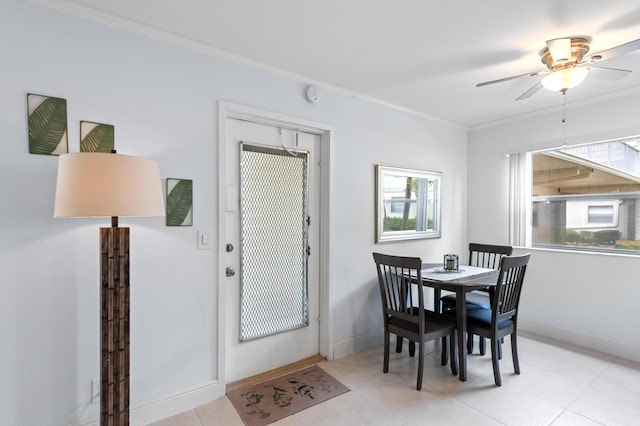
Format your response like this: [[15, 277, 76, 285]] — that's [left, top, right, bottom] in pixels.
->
[[224, 118, 320, 383]]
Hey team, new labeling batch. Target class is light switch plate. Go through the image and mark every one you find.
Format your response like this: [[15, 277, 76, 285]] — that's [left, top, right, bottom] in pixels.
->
[[198, 229, 212, 250]]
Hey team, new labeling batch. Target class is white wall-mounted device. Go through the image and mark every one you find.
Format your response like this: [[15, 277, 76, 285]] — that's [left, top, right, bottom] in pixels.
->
[[305, 85, 320, 104]]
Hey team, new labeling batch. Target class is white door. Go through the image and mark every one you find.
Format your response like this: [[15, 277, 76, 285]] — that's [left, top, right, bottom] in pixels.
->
[[224, 117, 321, 383]]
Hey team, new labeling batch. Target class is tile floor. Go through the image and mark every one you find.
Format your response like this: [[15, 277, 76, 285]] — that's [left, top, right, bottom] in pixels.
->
[[149, 332, 640, 426]]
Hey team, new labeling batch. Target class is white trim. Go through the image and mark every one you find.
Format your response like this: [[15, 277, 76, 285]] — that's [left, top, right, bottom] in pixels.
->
[[216, 103, 228, 387], [29, 0, 466, 132], [26, 0, 640, 131], [519, 319, 640, 363], [217, 101, 335, 389], [333, 330, 384, 360], [508, 153, 532, 247], [78, 382, 223, 426]]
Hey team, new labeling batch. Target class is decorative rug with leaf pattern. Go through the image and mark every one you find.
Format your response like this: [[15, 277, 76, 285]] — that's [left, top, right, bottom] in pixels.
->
[[226, 365, 350, 426]]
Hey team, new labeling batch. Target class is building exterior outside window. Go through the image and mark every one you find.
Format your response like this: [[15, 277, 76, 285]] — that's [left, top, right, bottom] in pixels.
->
[[529, 138, 640, 253]]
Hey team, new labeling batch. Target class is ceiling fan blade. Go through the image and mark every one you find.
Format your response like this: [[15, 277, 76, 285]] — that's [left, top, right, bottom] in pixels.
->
[[588, 65, 632, 81], [516, 82, 543, 101], [585, 38, 640, 63], [476, 70, 546, 87]]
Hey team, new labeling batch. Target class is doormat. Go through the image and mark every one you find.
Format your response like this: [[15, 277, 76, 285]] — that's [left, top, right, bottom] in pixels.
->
[[227, 365, 349, 426]]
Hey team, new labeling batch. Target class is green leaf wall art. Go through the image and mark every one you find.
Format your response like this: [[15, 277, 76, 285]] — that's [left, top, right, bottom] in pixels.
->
[[166, 178, 193, 226], [80, 121, 115, 152], [27, 93, 68, 155]]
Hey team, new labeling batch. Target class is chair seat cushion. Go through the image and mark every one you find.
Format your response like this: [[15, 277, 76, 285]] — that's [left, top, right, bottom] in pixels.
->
[[465, 306, 513, 329], [388, 308, 456, 333], [441, 292, 490, 309]]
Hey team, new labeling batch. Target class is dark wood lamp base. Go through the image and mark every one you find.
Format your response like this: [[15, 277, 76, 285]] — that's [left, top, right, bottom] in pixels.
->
[[100, 225, 130, 425]]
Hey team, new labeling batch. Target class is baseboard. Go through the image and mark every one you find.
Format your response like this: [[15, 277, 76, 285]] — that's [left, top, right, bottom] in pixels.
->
[[333, 330, 383, 359], [519, 319, 640, 363], [79, 381, 224, 426]]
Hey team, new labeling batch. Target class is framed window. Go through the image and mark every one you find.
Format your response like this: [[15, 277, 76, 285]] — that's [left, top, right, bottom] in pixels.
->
[[510, 137, 640, 254]]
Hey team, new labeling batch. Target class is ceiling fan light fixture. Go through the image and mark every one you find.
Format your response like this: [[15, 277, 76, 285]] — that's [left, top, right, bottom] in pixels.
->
[[541, 67, 590, 92], [546, 38, 572, 63]]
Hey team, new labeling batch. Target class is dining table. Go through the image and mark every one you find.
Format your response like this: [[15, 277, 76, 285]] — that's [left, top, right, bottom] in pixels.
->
[[420, 263, 499, 382]]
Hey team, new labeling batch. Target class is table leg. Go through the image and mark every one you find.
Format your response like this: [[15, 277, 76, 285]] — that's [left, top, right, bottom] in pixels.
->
[[455, 288, 467, 381], [433, 288, 441, 313]]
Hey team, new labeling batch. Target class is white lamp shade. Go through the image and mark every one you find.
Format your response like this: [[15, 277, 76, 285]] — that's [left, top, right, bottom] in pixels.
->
[[541, 67, 590, 92], [54, 152, 165, 218]]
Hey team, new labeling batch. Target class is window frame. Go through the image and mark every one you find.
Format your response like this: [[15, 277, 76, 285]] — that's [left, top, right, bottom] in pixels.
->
[[509, 138, 640, 256]]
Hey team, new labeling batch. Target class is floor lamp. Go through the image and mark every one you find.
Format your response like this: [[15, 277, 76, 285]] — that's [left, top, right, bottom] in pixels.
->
[[54, 152, 164, 425]]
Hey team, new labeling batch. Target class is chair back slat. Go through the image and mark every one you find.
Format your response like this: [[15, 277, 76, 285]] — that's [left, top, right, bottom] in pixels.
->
[[373, 253, 424, 325], [492, 254, 530, 324], [468, 243, 513, 269]]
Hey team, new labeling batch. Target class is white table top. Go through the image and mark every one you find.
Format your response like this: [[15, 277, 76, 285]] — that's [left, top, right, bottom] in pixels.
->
[[421, 264, 496, 282]]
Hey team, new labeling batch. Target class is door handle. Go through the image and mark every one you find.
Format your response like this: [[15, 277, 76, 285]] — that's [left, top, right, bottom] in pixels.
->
[[226, 267, 235, 277]]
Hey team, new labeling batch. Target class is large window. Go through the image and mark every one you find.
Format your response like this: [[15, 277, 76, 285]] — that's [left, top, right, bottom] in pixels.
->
[[511, 137, 640, 254]]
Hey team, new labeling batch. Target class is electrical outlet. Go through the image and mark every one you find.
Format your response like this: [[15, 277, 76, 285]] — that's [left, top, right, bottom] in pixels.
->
[[91, 378, 100, 404]]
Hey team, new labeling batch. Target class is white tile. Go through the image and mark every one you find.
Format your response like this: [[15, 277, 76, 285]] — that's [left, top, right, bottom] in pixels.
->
[[550, 410, 605, 426], [568, 361, 640, 425], [275, 390, 404, 425], [194, 397, 244, 426], [146, 409, 201, 426], [454, 375, 564, 426], [150, 335, 640, 426], [501, 361, 593, 407], [401, 397, 503, 426]]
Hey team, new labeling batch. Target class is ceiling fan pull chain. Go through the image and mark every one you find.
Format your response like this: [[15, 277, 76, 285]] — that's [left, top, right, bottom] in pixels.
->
[[561, 90, 567, 124], [561, 91, 568, 146]]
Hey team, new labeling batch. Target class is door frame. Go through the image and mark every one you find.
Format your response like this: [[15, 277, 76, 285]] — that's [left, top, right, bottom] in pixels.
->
[[217, 101, 334, 387]]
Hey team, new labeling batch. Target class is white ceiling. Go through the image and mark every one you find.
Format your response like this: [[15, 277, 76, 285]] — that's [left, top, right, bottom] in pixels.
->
[[37, 0, 640, 128]]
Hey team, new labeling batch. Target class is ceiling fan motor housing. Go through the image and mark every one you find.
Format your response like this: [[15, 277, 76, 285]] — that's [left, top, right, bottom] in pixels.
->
[[541, 38, 590, 70]]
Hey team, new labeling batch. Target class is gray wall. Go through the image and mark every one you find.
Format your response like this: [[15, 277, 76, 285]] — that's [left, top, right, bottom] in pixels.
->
[[0, 1, 468, 424]]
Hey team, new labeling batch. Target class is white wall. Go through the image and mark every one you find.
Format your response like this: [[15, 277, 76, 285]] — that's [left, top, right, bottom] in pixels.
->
[[468, 92, 640, 363], [0, 1, 468, 424]]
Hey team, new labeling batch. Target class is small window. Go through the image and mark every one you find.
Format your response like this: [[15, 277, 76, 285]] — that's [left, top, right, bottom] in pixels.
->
[[390, 197, 411, 213], [588, 205, 614, 224]]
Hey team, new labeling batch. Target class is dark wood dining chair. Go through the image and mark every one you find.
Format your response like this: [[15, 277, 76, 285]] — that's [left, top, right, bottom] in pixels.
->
[[440, 243, 513, 355], [373, 252, 458, 390], [453, 253, 531, 386]]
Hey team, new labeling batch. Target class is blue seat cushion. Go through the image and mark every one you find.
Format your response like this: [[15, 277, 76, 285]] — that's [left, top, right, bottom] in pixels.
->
[[441, 292, 490, 309], [465, 306, 513, 329]]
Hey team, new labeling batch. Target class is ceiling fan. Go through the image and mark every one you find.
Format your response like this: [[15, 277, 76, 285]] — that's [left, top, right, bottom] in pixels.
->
[[477, 36, 640, 100]]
